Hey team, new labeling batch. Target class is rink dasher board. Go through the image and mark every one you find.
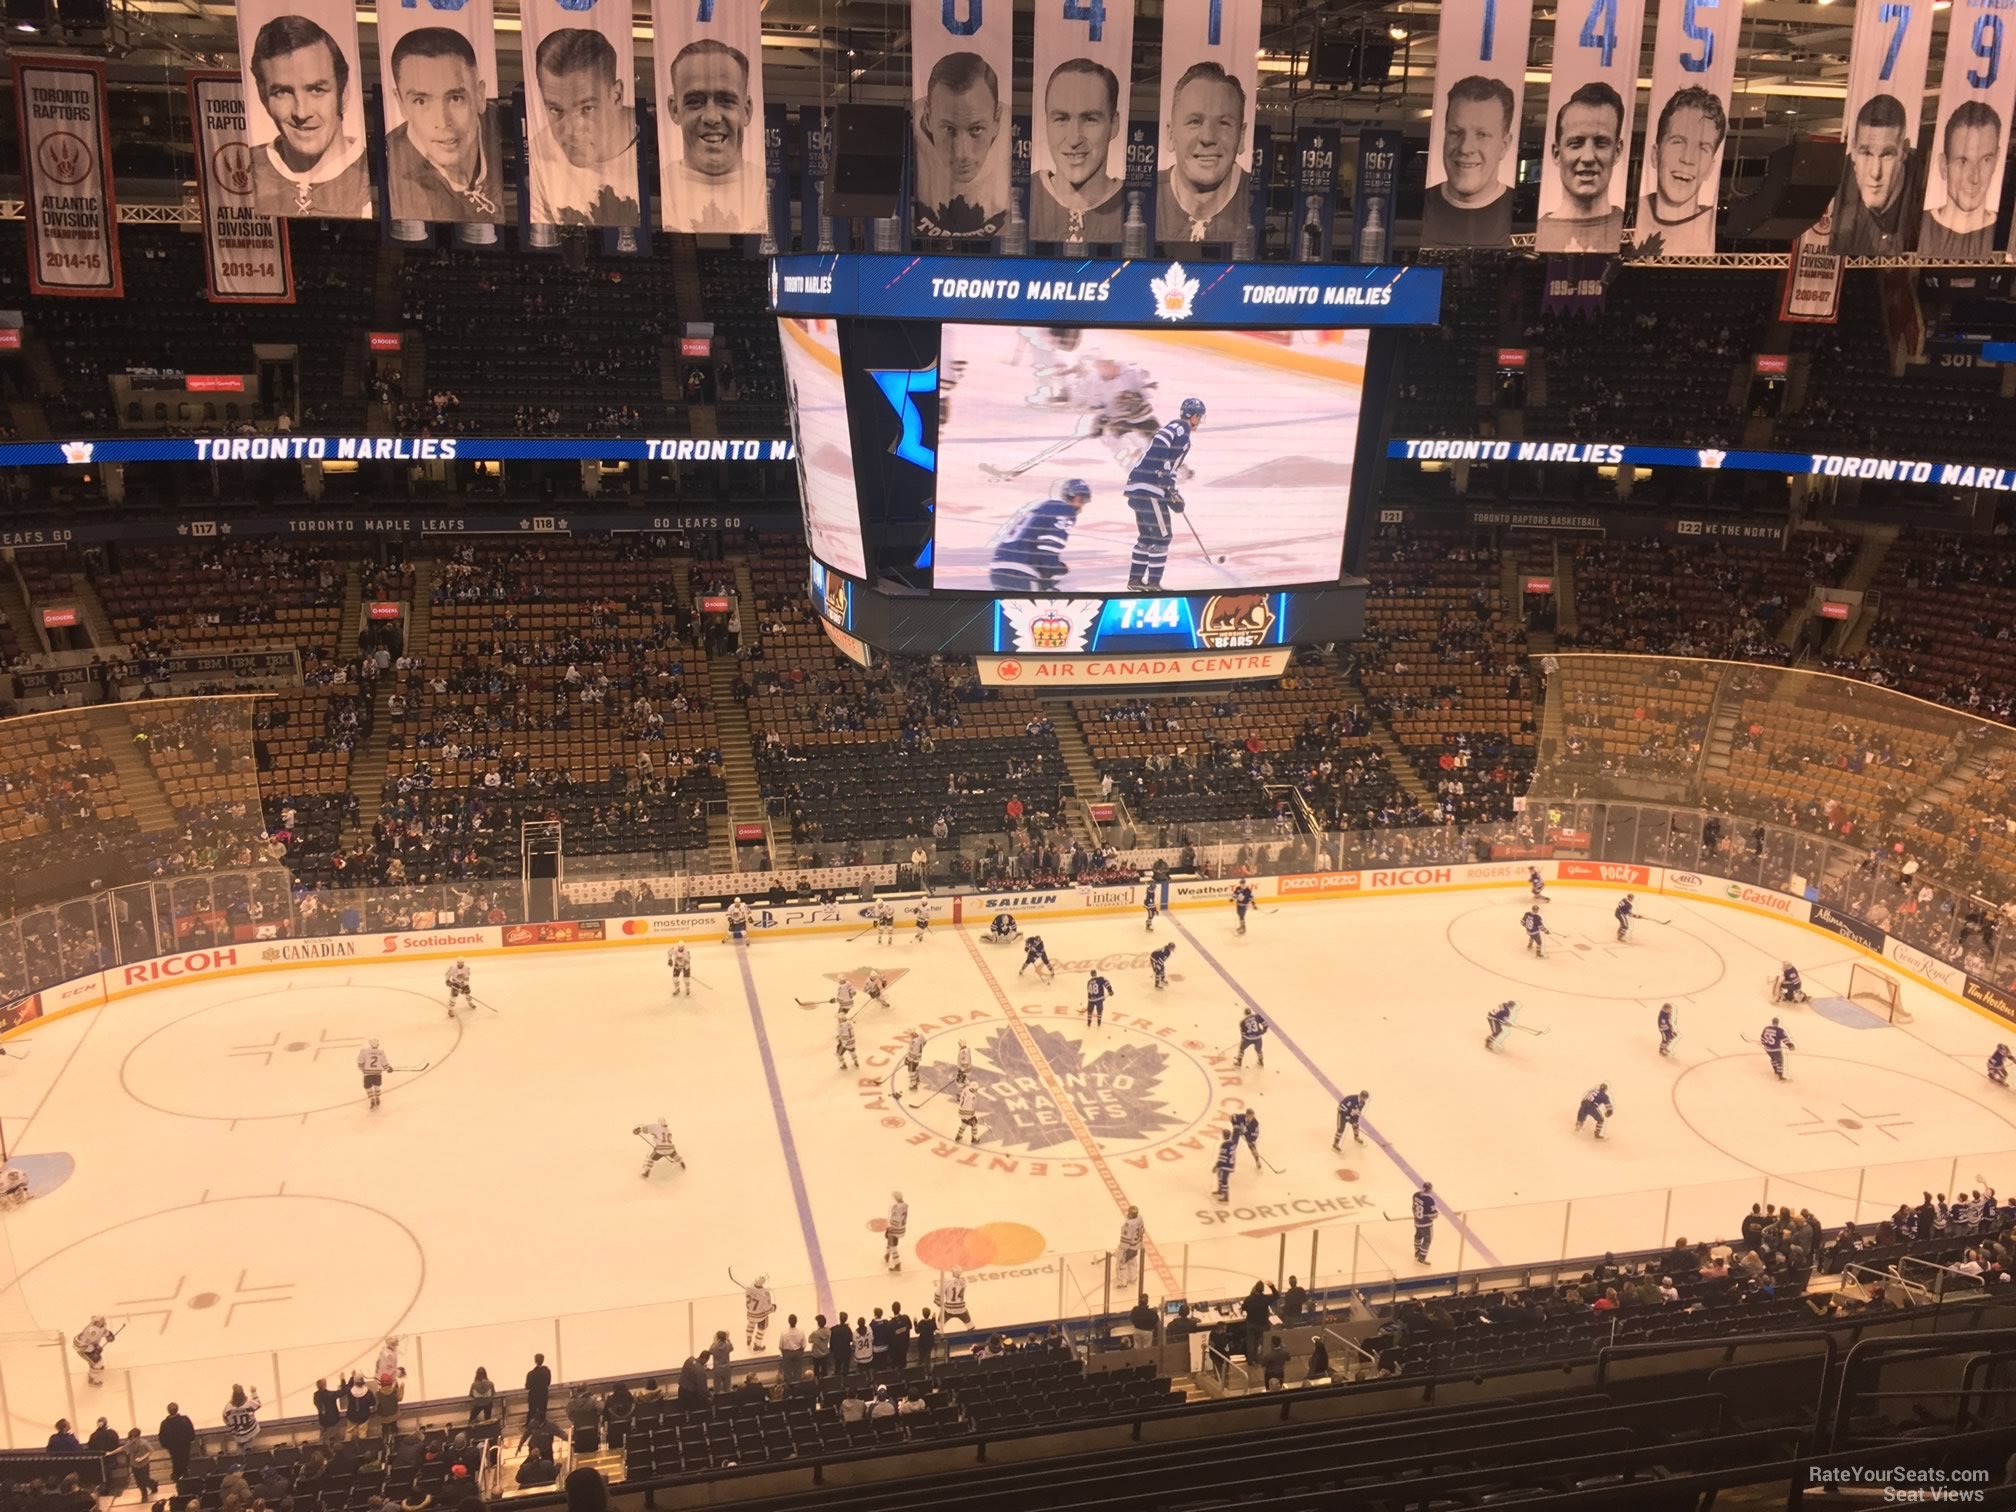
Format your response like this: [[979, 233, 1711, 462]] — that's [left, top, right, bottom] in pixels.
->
[[4, 859, 2003, 1043]]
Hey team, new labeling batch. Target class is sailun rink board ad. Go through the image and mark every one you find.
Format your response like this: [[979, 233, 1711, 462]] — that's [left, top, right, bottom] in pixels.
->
[[6, 860, 2009, 1037]]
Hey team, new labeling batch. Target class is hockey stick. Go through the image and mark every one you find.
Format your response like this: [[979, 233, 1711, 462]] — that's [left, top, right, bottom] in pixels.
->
[[472, 996, 501, 1016], [978, 415, 1095, 482], [1181, 513, 1231, 571], [1507, 1022, 1549, 1036], [908, 1081, 952, 1111], [0, 1045, 32, 1059], [1256, 1152, 1286, 1175], [796, 996, 837, 1008], [850, 927, 877, 942], [390, 1062, 430, 1073]]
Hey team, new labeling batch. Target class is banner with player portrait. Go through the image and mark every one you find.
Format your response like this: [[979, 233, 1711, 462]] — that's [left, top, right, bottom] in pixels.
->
[[521, 0, 640, 228], [1536, 0, 1646, 253], [652, 0, 768, 233], [1832, 0, 1934, 254], [1156, 0, 1262, 249], [375, 0, 503, 224], [1030, 0, 1138, 247], [1924, 0, 2016, 259], [14, 56, 122, 297], [1631, 0, 1742, 256], [910, 0, 1015, 241], [189, 74, 294, 303], [1422, 0, 1534, 249], [233, 0, 373, 218]]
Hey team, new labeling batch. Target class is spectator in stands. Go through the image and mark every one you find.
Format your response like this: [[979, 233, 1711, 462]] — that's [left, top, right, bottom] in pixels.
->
[[1165, 1304, 1198, 1343], [707, 1330, 734, 1393], [248, 15, 371, 218], [1130, 1293, 1160, 1343], [838, 1387, 868, 1424], [158, 1403, 196, 1480], [528, 28, 641, 227], [897, 1385, 927, 1419], [1422, 75, 1516, 248], [676, 1356, 706, 1406], [1240, 1282, 1272, 1361], [1831, 92, 1922, 256], [809, 1315, 832, 1379], [122, 1427, 157, 1502], [516, 1444, 558, 1489], [601, 1382, 634, 1448], [778, 1315, 806, 1382], [525, 1352, 552, 1422], [563, 1466, 607, 1512], [466, 1367, 495, 1424], [868, 1385, 898, 1421], [225, 1384, 262, 1450], [385, 27, 504, 223], [46, 1418, 81, 1452], [914, 1307, 938, 1370], [1258, 1336, 1291, 1392]]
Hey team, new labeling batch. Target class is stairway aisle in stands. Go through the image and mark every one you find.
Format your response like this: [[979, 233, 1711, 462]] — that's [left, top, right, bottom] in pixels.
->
[[1830, 523, 1898, 659], [1343, 650, 1439, 811], [337, 562, 363, 649], [339, 684, 394, 855], [1045, 701, 1104, 848], [0, 564, 46, 657], [404, 559, 435, 655], [106, 718, 179, 835], [705, 654, 761, 872], [70, 569, 118, 651]]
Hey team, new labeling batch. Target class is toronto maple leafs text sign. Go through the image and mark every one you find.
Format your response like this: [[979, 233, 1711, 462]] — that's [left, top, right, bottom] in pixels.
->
[[769, 254, 1441, 328]]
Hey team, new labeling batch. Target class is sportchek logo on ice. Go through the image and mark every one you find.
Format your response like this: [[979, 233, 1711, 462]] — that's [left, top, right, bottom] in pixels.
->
[[121, 948, 237, 986]]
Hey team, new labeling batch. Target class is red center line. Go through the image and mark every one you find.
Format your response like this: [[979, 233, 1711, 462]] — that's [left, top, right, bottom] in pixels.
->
[[958, 930, 1180, 1298]]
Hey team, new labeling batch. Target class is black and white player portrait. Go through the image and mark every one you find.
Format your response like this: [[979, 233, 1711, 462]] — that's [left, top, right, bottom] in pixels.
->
[[525, 20, 640, 227], [1920, 100, 2001, 259], [1030, 60, 1125, 245], [242, 9, 371, 218], [1830, 92, 1921, 256], [1421, 75, 1516, 249], [1632, 86, 1727, 257], [660, 37, 766, 232], [381, 25, 505, 223], [933, 324, 1370, 593], [1535, 82, 1625, 253], [1155, 63, 1252, 245], [913, 52, 1008, 239]]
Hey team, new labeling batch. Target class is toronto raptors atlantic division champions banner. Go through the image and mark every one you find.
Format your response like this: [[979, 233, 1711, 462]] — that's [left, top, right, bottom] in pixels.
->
[[1831, 0, 1935, 254], [189, 74, 296, 303], [1926, 0, 2016, 258], [653, 0, 770, 234], [1631, 0, 1742, 256], [1029, 0, 1138, 246], [14, 56, 122, 298], [1536, 0, 1646, 253], [1422, 0, 1535, 250], [911, 0, 1017, 240]]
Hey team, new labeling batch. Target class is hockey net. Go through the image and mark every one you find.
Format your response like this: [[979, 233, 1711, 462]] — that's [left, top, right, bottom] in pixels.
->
[[1848, 961, 1910, 1023]]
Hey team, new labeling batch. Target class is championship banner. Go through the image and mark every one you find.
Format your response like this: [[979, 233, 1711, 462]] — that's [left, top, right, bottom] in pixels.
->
[[233, 0, 374, 218], [1537, 0, 1646, 253], [910, 0, 1014, 240], [375, 0, 504, 224], [800, 107, 835, 252], [1292, 126, 1338, 261], [653, 0, 767, 233], [1250, 123, 1273, 255], [1156, 0, 1262, 248], [1422, 0, 1534, 249], [1782, 221, 1844, 323], [1124, 119, 1160, 252], [1631, 0, 1741, 256], [1541, 253, 1609, 317], [1831, 0, 1934, 253], [764, 104, 790, 250], [521, 0, 640, 227], [188, 73, 295, 303], [1925, 0, 2016, 258], [1009, 115, 1034, 243], [1352, 128, 1401, 262], [14, 56, 121, 297], [1030, 0, 1137, 246]]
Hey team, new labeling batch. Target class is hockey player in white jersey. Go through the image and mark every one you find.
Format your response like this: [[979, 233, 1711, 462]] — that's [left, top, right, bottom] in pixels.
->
[[875, 901, 896, 946], [1020, 326, 1085, 408], [955, 1037, 973, 1083], [864, 968, 892, 1009], [727, 1270, 775, 1349], [634, 1118, 686, 1177], [935, 1267, 973, 1327], [1073, 357, 1163, 468], [885, 1191, 908, 1272], [358, 1038, 392, 1110], [445, 959, 472, 1017], [835, 1012, 859, 1070], [833, 977, 856, 1015], [911, 901, 933, 942], [903, 1030, 927, 1093], [1115, 1206, 1146, 1286], [953, 1080, 981, 1143], [726, 897, 753, 945], [667, 944, 692, 996], [73, 1316, 115, 1386]]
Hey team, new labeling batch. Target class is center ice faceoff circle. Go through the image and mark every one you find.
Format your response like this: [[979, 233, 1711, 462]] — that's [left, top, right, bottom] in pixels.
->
[[1445, 898, 1730, 1000]]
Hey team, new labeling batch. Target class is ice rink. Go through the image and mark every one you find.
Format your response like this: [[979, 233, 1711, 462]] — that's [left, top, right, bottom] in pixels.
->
[[1, 884, 2012, 1444], [934, 325, 1368, 592]]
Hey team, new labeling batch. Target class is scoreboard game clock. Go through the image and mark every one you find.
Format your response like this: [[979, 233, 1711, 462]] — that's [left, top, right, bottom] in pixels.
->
[[775, 253, 1437, 676]]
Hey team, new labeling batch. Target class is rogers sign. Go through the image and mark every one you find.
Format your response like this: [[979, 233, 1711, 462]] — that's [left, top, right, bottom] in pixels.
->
[[121, 948, 237, 985]]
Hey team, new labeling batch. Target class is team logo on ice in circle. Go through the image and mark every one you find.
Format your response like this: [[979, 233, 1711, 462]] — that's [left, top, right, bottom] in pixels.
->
[[950, 1025, 1187, 1151], [1151, 263, 1199, 322]]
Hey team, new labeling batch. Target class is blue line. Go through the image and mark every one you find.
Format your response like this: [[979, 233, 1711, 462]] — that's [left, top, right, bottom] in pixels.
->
[[733, 946, 834, 1317], [1170, 917, 1501, 1267]]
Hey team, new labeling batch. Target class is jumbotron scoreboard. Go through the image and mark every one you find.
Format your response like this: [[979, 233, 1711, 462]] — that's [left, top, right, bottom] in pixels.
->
[[772, 253, 1441, 682]]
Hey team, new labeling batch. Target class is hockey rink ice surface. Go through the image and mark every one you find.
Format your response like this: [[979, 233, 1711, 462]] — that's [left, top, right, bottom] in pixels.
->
[[1, 886, 2012, 1442], [933, 326, 1369, 592]]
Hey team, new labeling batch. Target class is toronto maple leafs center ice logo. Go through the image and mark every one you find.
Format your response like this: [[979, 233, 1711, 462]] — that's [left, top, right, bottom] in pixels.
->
[[1152, 262, 1199, 322], [934, 1025, 1187, 1151]]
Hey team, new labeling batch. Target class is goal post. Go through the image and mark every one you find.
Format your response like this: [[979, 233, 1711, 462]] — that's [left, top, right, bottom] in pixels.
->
[[1847, 961, 1909, 1023]]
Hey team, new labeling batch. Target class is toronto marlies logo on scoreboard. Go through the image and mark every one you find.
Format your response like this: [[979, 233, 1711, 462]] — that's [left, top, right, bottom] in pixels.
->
[[1151, 263, 1199, 322], [997, 599, 1102, 653], [958, 1025, 1186, 1151]]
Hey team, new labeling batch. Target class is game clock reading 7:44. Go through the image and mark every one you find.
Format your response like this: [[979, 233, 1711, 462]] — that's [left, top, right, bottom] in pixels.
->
[[1107, 598, 1185, 631]]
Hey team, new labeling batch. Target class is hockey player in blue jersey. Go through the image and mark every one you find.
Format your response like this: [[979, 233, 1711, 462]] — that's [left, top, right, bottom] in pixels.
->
[[1149, 941, 1176, 989], [1235, 1008, 1268, 1067], [1411, 1184, 1437, 1263], [1333, 1090, 1370, 1149], [1615, 893, 1636, 942], [1124, 398, 1204, 590], [1143, 882, 1160, 932], [989, 913, 1019, 942], [1020, 933, 1053, 980], [1574, 1082, 1615, 1139], [1528, 867, 1548, 901], [1657, 1002, 1679, 1057], [1521, 907, 1549, 957], [1992, 1044, 2011, 1088], [1211, 1136, 1238, 1202], [1231, 1109, 1261, 1167], [1758, 1018, 1796, 1079], [987, 480, 1092, 592], [1771, 961, 1807, 1004], [1086, 970, 1115, 1027], [1485, 999, 1517, 1052], [1231, 882, 1255, 933]]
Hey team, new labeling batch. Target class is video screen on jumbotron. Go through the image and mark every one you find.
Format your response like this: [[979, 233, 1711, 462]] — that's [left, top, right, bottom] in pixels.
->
[[932, 325, 1371, 593], [779, 317, 868, 579]]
